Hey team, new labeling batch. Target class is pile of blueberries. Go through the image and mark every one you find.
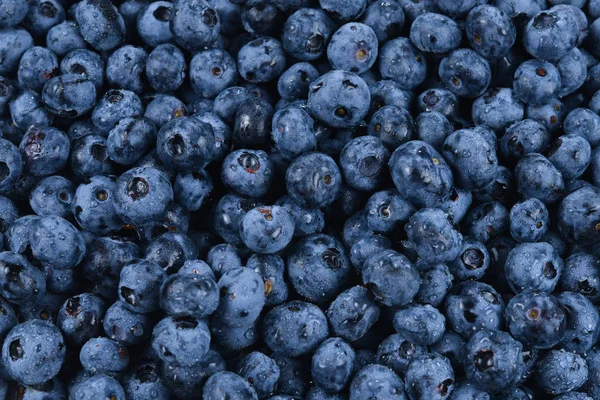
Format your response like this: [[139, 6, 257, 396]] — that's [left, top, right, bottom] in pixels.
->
[[6, 0, 600, 399]]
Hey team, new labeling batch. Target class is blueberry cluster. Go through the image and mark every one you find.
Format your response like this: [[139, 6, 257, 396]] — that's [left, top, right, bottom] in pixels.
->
[[2, 0, 600, 399]]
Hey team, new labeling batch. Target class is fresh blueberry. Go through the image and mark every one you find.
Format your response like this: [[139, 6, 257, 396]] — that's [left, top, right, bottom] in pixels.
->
[[157, 116, 215, 172], [123, 362, 170, 400], [286, 152, 342, 208], [237, 352, 280, 398], [190, 49, 237, 99], [524, 6, 583, 61], [465, 5, 516, 59], [406, 208, 463, 263], [534, 350, 588, 395], [222, 149, 273, 198], [0, 0, 27, 28], [0, 138, 22, 194], [22, 0, 64, 38], [145, 45, 186, 93], [369, 79, 413, 116], [0, 28, 33, 75], [232, 98, 273, 147], [405, 353, 454, 400], [29, 215, 85, 270], [559, 252, 600, 303], [509, 198, 549, 242], [69, 372, 125, 400], [439, 49, 491, 98], [80, 337, 128, 375], [472, 88, 524, 132], [170, 0, 219, 51], [499, 119, 551, 164], [327, 285, 380, 342], [563, 108, 600, 148], [515, 153, 565, 204], [75, 0, 125, 52], [118, 259, 166, 313], [60, 48, 104, 90], [311, 337, 355, 393], [505, 241, 563, 293], [557, 291, 600, 353], [103, 300, 152, 345], [327, 23, 378, 74], [379, 37, 426, 90], [349, 364, 406, 400], [106, 45, 147, 94], [238, 37, 286, 83], [558, 186, 600, 245], [45, 21, 86, 57], [152, 315, 211, 366], [410, 12, 461, 54], [136, 1, 173, 47], [92, 89, 143, 134]]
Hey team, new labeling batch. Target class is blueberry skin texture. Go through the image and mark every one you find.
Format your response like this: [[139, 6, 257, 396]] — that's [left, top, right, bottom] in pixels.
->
[[152, 316, 211, 366], [238, 352, 280, 399], [57, 293, 105, 345], [70, 374, 125, 400], [499, 119, 551, 164], [359, 0, 404, 43], [376, 333, 427, 376], [340, 136, 390, 192], [369, 80, 413, 116], [0, 251, 46, 305], [416, 263, 453, 307], [1, 320, 65, 385], [17, 46, 58, 92], [9, 90, 53, 130], [0, 0, 27, 28], [509, 198, 549, 242], [448, 237, 490, 281], [0, 296, 15, 340], [393, 304, 445, 346], [410, 12, 461, 54], [118, 259, 166, 313], [558, 186, 600, 246], [190, 49, 237, 99], [41, 74, 96, 119], [504, 241, 563, 293], [559, 252, 600, 303], [277, 62, 320, 101], [60, 48, 104, 90], [215, 267, 266, 327], [203, 372, 258, 400], [441, 187, 473, 224], [472, 88, 524, 133], [170, 0, 219, 51], [207, 243, 242, 278], [160, 273, 219, 320], [29, 215, 85, 270], [535, 350, 588, 395], [145, 95, 187, 131], [106, 45, 147, 94], [112, 167, 174, 225], [445, 281, 505, 339], [405, 353, 455, 400], [246, 253, 288, 307], [515, 153, 565, 204], [557, 291, 600, 353], [240, 206, 294, 254], [327, 285, 380, 342], [136, 1, 173, 47], [513, 60, 561, 106], [157, 116, 215, 172], [389, 140, 453, 208], [75, 0, 125, 52], [406, 208, 463, 264], [464, 329, 524, 393], [23, 0, 64, 37], [306, 386, 347, 400], [439, 49, 491, 98], [465, 5, 516, 59], [106, 117, 156, 166], [311, 337, 355, 393], [0, 28, 33, 75], [276, 195, 324, 238], [222, 149, 273, 198], [18, 126, 69, 177], [131, 45, 177, 92], [369, 105, 415, 151], [558, 48, 587, 97], [327, 23, 378, 74], [547, 134, 591, 180], [72, 175, 121, 235], [173, 169, 213, 212], [232, 97, 273, 147], [91, 89, 144, 134], [308, 70, 370, 129], [193, 111, 232, 161], [123, 362, 170, 400], [143, 231, 198, 273], [4, 215, 39, 256], [365, 189, 416, 234], [103, 300, 152, 346], [70, 135, 116, 180], [286, 152, 342, 208], [238, 37, 286, 83], [80, 337, 128, 375], [45, 21, 85, 56], [349, 364, 407, 400], [272, 106, 317, 160], [564, 108, 600, 148], [288, 233, 351, 304], [319, 0, 365, 21], [505, 290, 566, 350], [379, 38, 426, 90], [362, 249, 421, 307], [442, 128, 498, 191], [524, 6, 581, 61], [263, 300, 329, 357], [281, 8, 334, 61], [585, 348, 600, 399], [0, 138, 22, 194]]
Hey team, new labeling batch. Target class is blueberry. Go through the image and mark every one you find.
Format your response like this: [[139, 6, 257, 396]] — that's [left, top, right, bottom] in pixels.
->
[[170, 0, 219, 51], [145, 95, 187, 130], [276, 195, 324, 238], [80, 337, 128, 375], [23, 0, 64, 38], [190, 49, 237, 99], [308, 70, 370, 128], [505, 241, 563, 293], [60, 48, 104, 90], [389, 141, 454, 208], [0, 0, 27, 28], [311, 337, 355, 393], [0, 28, 33, 75], [509, 198, 549, 242], [29, 215, 85, 270], [222, 149, 273, 198], [339, 136, 390, 192], [203, 371, 258, 400], [439, 49, 492, 98], [263, 301, 329, 357], [564, 108, 600, 148], [369, 79, 413, 116], [123, 362, 170, 400], [349, 364, 406, 400], [445, 281, 505, 338], [215, 267, 265, 327], [136, 1, 173, 47], [152, 315, 211, 366], [505, 290, 567, 349], [207, 243, 243, 278], [118, 259, 166, 313], [547, 134, 591, 180], [535, 350, 588, 395], [286, 152, 342, 208], [447, 238, 489, 281], [472, 88, 525, 133], [41, 74, 96, 119], [144, 231, 198, 273], [379, 38, 426, 90], [277, 63, 319, 101], [499, 119, 551, 164], [513, 60, 561, 106], [69, 373, 125, 400], [1, 320, 65, 385], [113, 167, 174, 225], [233, 98, 273, 147], [405, 353, 455, 400], [103, 300, 152, 346], [106, 117, 156, 166], [368, 105, 415, 151], [557, 291, 600, 353], [241, 0, 280, 36], [281, 8, 334, 61], [0, 138, 22, 193], [365, 189, 415, 234], [558, 48, 588, 97], [410, 12, 461, 54], [524, 6, 583, 61], [515, 153, 565, 204], [91, 89, 143, 133], [559, 252, 600, 303], [237, 352, 280, 398], [392, 304, 445, 346], [327, 285, 380, 342], [106, 45, 147, 94], [327, 23, 378, 74], [558, 186, 600, 245], [466, 5, 516, 59], [75, 0, 125, 52], [157, 116, 215, 172], [406, 208, 463, 263], [238, 37, 286, 83], [362, 249, 420, 307], [46, 20, 85, 56]]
